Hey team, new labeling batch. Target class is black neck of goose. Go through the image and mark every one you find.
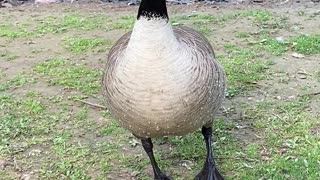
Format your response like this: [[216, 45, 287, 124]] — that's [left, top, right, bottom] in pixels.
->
[[137, 0, 169, 20]]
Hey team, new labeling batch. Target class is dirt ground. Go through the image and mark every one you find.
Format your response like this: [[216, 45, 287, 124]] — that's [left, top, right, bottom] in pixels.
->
[[0, 0, 320, 180]]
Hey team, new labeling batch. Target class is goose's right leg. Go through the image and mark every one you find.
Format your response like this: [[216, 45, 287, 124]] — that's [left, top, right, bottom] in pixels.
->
[[141, 138, 171, 180], [195, 126, 224, 180]]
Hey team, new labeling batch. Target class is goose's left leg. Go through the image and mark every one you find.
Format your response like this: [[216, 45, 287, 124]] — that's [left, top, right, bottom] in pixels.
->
[[195, 126, 224, 180], [141, 138, 171, 180]]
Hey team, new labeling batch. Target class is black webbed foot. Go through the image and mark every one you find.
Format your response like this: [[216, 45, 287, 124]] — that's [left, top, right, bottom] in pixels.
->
[[155, 173, 172, 180], [194, 162, 224, 180]]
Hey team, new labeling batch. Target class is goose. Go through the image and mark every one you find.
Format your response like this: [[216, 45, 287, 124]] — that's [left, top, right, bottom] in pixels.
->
[[102, 0, 226, 179]]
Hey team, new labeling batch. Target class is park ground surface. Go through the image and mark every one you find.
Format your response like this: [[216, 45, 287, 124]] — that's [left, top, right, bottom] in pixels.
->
[[0, 1, 320, 179]]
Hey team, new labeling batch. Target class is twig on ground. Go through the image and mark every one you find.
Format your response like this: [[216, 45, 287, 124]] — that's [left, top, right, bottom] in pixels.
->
[[75, 99, 107, 109], [300, 91, 320, 97], [215, 156, 258, 162]]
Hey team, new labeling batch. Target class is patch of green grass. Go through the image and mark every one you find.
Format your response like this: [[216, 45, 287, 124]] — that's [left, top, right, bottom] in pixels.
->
[[36, 14, 110, 35], [166, 119, 235, 161], [254, 38, 289, 56], [0, 94, 54, 155], [33, 58, 102, 95], [241, 10, 288, 32], [172, 10, 286, 39], [192, 14, 216, 25], [0, 23, 33, 38], [112, 21, 134, 30], [255, 34, 320, 56], [173, 10, 274, 25], [0, 70, 5, 78], [37, 130, 92, 179], [236, 32, 250, 38], [173, 13, 231, 26], [99, 120, 127, 136], [0, 73, 36, 92], [196, 27, 214, 36], [292, 35, 320, 55], [240, 10, 273, 23], [62, 37, 109, 53], [219, 45, 274, 97], [149, 119, 241, 178], [0, 51, 19, 61], [109, 15, 135, 30], [237, 97, 320, 179]]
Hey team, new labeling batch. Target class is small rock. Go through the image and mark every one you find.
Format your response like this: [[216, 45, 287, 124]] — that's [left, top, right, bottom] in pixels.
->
[[129, 138, 139, 147], [299, 74, 307, 79], [261, 156, 272, 161], [0, 159, 6, 170], [20, 172, 34, 180], [288, 95, 295, 99], [291, 26, 301, 31], [28, 149, 42, 156], [180, 160, 193, 170], [279, 148, 288, 155], [276, 36, 285, 43], [260, 146, 269, 156], [172, 22, 183, 26], [291, 52, 305, 58], [34, 0, 58, 4], [127, 0, 138, 5]]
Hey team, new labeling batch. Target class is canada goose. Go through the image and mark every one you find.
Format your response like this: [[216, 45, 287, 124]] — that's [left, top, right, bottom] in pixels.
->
[[102, 0, 226, 179]]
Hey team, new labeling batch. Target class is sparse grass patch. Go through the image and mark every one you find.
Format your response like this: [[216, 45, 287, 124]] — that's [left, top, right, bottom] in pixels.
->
[[36, 14, 110, 35], [254, 38, 289, 56], [240, 10, 273, 23], [172, 10, 286, 38], [292, 35, 320, 55], [0, 23, 33, 38], [172, 13, 230, 26], [0, 51, 19, 61], [237, 97, 320, 179], [196, 26, 214, 36], [99, 120, 127, 136], [33, 58, 102, 95], [219, 45, 274, 97], [236, 32, 250, 38], [62, 37, 109, 53], [110, 15, 135, 30], [172, 10, 275, 25], [0, 94, 53, 155], [0, 70, 6, 78], [152, 119, 241, 178], [0, 73, 36, 92], [254, 34, 320, 56]]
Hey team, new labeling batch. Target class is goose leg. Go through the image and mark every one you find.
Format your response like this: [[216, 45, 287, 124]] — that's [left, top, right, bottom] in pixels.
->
[[141, 138, 171, 180], [195, 126, 224, 180]]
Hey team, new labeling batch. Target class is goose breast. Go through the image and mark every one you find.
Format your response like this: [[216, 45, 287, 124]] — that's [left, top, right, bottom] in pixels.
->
[[103, 26, 226, 138]]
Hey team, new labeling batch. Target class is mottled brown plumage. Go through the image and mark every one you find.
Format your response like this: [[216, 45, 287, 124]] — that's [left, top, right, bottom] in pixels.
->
[[102, 24, 226, 138]]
